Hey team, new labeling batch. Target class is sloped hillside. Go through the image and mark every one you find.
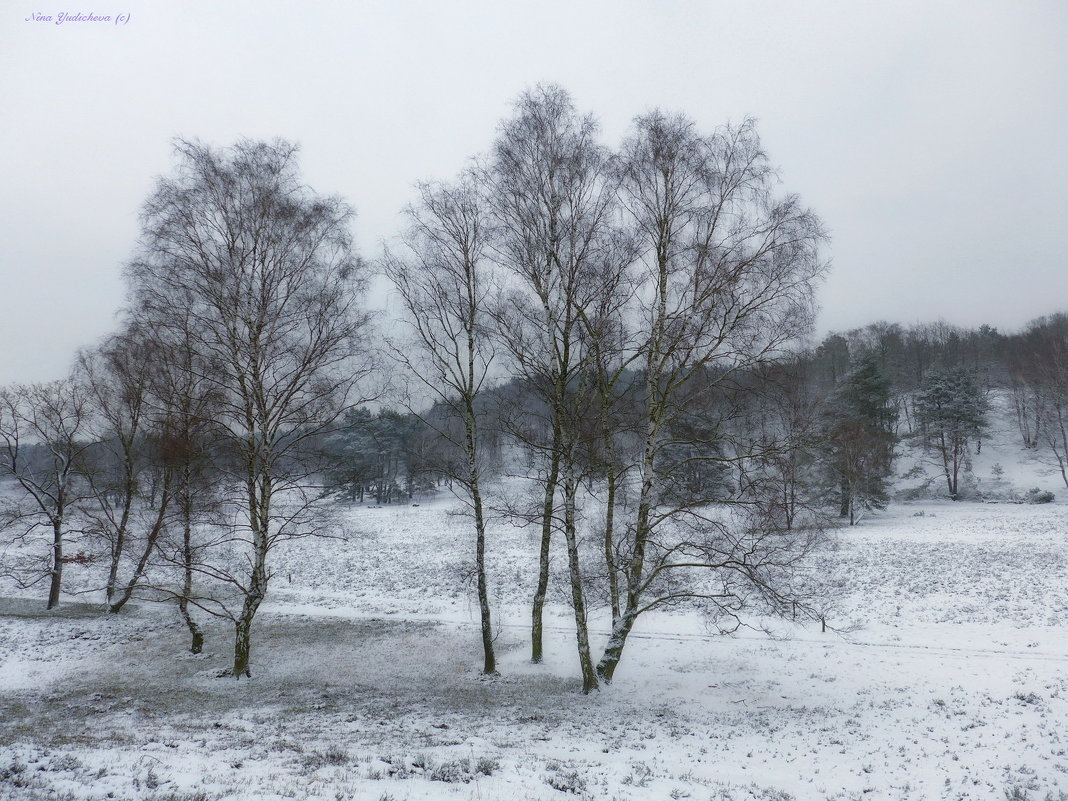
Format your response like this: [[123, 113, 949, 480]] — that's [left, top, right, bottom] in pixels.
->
[[894, 388, 1064, 504]]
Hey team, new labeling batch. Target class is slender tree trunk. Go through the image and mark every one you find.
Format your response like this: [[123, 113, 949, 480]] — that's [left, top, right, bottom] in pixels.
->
[[531, 421, 561, 664], [596, 410, 659, 683], [105, 530, 123, 607], [597, 372, 621, 626], [232, 616, 254, 678], [597, 604, 640, 684], [231, 559, 266, 678], [47, 516, 63, 610], [466, 403, 496, 675], [596, 258, 666, 683], [110, 472, 172, 613], [939, 432, 956, 498], [561, 465, 597, 693], [1053, 405, 1068, 490], [604, 467, 620, 626], [105, 458, 137, 606], [473, 488, 495, 674], [948, 437, 963, 499], [230, 476, 270, 678], [1013, 384, 1033, 448], [599, 466, 656, 683], [180, 603, 204, 654], [785, 457, 797, 530], [177, 487, 203, 653], [901, 397, 914, 436]]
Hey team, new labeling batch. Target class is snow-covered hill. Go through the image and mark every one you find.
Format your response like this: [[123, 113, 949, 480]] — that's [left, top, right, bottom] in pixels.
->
[[893, 388, 1064, 505]]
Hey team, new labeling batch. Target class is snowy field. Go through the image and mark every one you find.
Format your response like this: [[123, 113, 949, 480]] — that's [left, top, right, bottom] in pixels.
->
[[2, 491, 1068, 801]]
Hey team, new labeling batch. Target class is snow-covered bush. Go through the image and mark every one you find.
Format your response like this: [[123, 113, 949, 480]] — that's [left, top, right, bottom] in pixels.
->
[[1025, 488, 1055, 504], [429, 758, 474, 783], [546, 768, 587, 794]]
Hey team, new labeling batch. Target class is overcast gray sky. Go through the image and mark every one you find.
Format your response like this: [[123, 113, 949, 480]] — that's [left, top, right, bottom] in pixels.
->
[[2, 0, 1066, 383]]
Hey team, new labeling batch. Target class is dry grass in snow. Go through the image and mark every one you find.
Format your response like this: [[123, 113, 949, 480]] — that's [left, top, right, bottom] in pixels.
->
[[1, 496, 1068, 800]]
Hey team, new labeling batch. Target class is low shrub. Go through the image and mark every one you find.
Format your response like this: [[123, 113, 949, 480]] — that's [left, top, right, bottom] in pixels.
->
[[546, 768, 586, 794], [429, 758, 473, 783], [1025, 488, 1055, 504]]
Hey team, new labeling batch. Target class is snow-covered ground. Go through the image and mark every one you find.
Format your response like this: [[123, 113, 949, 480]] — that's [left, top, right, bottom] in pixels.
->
[[2, 497, 1067, 801], [3, 408, 1068, 800]]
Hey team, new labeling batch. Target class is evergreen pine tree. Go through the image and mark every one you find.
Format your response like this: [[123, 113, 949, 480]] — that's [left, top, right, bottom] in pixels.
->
[[821, 354, 897, 524], [913, 367, 988, 499]]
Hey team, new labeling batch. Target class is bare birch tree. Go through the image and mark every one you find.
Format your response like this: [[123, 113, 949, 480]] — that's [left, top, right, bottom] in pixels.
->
[[595, 112, 828, 682], [1010, 315, 1068, 488], [125, 138, 373, 677], [1035, 321, 1068, 490], [382, 173, 499, 675], [572, 232, 640, 630], [149, 319, 223, 653], [0, 378, 93, 609], [75, 327, 170, 613], [486, 85, 622, 692]]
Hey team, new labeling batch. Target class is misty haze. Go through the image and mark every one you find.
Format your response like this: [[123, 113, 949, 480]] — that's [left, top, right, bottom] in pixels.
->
[[1, 3, 1067, 800]]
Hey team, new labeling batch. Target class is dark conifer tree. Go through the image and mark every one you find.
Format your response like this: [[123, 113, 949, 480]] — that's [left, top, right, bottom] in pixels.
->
[[820, 354, 897, 524], [913, 367, 988, 499]]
